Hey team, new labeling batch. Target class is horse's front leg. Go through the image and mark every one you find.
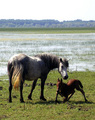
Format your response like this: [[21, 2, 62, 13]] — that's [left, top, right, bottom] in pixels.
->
[[28, 79, 38, 100], [40, 77, 47, 101]]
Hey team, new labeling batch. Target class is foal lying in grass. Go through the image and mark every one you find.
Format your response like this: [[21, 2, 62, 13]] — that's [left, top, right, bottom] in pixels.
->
[[55, 78, 87, 103]]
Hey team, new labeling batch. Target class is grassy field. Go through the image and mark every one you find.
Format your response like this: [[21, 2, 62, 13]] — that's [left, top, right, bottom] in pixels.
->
[[0, 28, 95, 34], [0, 71, 95, 120]]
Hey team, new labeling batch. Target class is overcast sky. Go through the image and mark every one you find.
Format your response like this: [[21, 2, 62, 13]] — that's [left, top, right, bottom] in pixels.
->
[[0, 0, 95, 21]]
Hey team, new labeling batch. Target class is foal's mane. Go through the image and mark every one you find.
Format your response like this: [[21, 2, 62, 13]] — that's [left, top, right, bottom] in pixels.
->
[[35, 54, 59, 70]]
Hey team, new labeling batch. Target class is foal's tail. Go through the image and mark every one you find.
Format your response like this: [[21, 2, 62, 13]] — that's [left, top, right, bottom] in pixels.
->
[[78, 80, 83, 89], [9, 62, 23, 89]]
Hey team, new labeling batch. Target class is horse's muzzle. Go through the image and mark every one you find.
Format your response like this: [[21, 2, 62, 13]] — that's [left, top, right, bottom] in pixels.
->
[[63, 75, 68, 80]]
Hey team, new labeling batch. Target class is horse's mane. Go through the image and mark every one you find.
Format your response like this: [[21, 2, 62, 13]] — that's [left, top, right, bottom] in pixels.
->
[[35, 54, 59, 70]]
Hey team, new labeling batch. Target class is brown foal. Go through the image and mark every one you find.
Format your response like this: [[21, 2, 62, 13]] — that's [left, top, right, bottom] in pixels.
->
[[55, 78, 87, 103]]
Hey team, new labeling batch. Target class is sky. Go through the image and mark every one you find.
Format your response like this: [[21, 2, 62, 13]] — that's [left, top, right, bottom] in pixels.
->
[[0, 0, 95, 21]]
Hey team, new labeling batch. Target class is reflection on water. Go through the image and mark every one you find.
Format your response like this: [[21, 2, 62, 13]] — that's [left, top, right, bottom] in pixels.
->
[[0, 33, 95, 76]]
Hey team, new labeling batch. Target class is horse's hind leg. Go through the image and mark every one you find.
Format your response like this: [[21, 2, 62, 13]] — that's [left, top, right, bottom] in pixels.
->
[[28, 79, 38, 100], [20, 80, 24, 102], [7, 63, 14, 102], [9, 79, 12, 102], [8, 64, 13, 103]]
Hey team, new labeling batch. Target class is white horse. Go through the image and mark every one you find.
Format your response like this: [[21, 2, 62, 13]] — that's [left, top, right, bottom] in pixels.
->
[[8, 53, 69, 102]]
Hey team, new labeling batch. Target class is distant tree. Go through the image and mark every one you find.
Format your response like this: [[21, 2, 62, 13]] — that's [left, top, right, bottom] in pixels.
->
[[0, 19, 95, 28]]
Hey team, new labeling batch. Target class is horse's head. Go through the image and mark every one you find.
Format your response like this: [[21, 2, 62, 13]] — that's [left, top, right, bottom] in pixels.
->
[[58, 58, 69, 80]]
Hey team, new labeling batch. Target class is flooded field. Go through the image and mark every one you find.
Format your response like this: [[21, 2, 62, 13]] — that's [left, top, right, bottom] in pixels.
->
[[0, 32, 95, 76]]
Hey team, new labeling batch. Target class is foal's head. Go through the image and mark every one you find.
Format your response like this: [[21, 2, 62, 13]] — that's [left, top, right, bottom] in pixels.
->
[[56, 78, 66, 93], [58, 58, 69, 80], [57, 78, 62, 88]]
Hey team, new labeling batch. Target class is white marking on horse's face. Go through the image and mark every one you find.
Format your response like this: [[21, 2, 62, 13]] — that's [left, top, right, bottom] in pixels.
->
[[59, 60, 68, 80]]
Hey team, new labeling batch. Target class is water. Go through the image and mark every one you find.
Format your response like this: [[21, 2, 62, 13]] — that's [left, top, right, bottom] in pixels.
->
[[0, 33, 95, 76]]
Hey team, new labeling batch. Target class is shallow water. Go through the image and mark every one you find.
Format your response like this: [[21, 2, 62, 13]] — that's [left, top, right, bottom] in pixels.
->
[[0, 33, 95, 76]]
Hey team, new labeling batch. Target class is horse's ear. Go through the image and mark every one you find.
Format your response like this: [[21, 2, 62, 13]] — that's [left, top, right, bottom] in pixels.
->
[[60, 58, 63, 62]]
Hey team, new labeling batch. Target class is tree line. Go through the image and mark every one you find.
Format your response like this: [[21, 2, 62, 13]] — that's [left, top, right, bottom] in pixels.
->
[[0, 19, 95, 28]]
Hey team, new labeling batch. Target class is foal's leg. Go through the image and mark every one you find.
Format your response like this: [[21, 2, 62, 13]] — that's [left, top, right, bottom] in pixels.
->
[[67, 90, 75, 101], [40, 77, 47, 101], [79, 89, 87, 102], [55, 91, 59, 102], [28, 79, 38, 100], [76, 86, 87, 102], [63, 97, 68, 103]]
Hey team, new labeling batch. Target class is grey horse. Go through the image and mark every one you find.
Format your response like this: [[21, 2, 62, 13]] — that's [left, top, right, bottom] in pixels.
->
[[8, 53, 69, 102]]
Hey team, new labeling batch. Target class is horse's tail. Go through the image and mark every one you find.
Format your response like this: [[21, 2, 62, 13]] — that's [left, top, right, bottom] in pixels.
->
[[78, 80, 83, 89], [12, 63, 23, 89]]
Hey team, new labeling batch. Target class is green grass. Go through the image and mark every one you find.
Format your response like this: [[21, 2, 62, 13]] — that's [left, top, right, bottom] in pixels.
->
[[0, 71, 95, 120], [0, 28, 95, 34]]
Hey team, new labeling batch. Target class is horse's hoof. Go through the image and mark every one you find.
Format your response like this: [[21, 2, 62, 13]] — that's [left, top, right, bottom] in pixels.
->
[[40, 96, 47, 101], [9, 99, 12, 103], [20, 98, 25, 103], [28, 97, 32, 100], [21, 101, 25, 103], [55, 100, 59, 103], [28, 95, 32, 100], [85, 99, 88, 102], [9, 100, 12, 103], [20, 100, 25, 103], [63, 100, 67, 103]]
